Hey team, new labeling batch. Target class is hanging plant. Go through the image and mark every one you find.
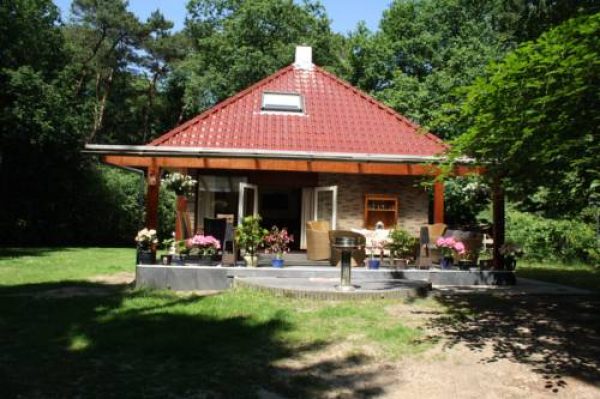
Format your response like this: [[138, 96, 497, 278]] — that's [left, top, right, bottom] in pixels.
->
[[163, 172, 197, 196]]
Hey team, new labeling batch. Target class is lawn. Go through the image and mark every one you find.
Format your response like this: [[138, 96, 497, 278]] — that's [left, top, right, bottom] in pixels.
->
[[517, 260, 600, 292], [0, 247, 135, 285], [0, 248, 431, 398]]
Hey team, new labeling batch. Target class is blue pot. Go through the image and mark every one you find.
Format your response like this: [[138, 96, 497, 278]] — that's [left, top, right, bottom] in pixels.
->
[[367, 259, 380, 269], [441, 257, 453, 269], [271, 258, 284, 268]]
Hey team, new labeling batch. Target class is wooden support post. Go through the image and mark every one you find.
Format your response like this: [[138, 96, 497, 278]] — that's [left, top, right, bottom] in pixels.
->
[[145, 159, 160, 229], [433, 180, 445, 224], [492, 178, 505, 270], [174, 168, 189, 240], [175, 195, 188, 240]]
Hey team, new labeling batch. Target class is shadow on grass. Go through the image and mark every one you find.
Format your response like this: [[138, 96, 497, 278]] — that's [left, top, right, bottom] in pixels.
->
[[429, 293, 600, 393], [0, 281, 384, 398]]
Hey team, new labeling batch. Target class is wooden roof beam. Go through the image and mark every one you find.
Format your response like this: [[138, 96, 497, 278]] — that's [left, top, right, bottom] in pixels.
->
[[101, 155, 481, 176]]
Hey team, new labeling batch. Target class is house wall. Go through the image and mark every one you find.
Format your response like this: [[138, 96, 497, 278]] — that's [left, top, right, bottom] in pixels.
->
[[188, 170, 430, 238], [317, 173, 429, 236]]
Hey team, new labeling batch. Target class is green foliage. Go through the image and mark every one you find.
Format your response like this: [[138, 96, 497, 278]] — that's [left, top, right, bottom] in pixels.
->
[[346, 0, 598, 139], [157, 186, 176, 241], [506, 209, 599, 265], [387, 228, 418, 258], [0, 0, 65, 76], [346, 0, 510, 139], [234, 215, 268, 255], [444, 176, 490, 226], [86, 166, 145, 244], [452, 13, 600, 216]]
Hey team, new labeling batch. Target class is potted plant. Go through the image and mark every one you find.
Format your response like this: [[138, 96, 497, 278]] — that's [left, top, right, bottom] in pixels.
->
[[478, 247, 493, 270], [456, 250, 476, 270], [263, 226, 294, 268], [387, 227, 418, 268], [435, 236, 466, 269], [164, 173, 197, 239], [160, 233, 176, 265], [499, 241, 523, 271], [235, 215, 268, 267], [135, 228, 158, 264], [183, 234, 221, 265]]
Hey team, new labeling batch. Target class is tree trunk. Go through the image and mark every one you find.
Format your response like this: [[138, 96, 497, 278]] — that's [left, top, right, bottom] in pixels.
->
[[142, 73, 159, 143], [89, 68, 114, 142]]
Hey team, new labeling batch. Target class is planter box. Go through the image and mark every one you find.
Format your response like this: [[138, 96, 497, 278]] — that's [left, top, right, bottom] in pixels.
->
[[182, 255, 216, 266]]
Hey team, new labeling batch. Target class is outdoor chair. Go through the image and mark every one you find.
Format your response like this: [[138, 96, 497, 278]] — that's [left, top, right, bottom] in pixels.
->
[[306, 220, 331, 261], [204, 218, 228, 255], [443, 229, 483, 264], [417, 223, 447, 268], [328, 230, 366, 267]]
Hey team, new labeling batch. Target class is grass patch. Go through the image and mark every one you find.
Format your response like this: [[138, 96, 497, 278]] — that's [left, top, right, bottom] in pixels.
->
[[0, 247, 430, 398], [517, 261, 600, 292], [0, 247, 134, 285]]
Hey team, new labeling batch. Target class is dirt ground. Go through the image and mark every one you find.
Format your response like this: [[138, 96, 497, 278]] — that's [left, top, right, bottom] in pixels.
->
[[268, 295, 600, 399]]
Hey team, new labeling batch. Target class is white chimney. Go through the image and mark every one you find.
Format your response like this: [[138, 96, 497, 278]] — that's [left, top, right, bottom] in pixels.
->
[[294, 46, 313, 70]]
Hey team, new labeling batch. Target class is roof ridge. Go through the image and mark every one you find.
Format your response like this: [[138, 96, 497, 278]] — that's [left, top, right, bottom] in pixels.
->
[[313, 66, 448, 150], [149, 64, 296, 146]]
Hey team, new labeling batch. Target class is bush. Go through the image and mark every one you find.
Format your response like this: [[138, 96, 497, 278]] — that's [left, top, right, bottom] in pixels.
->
[[0, 162, 176, 246], [444, 176, 490, 227], [506, 210, 599, 265], [157, 187, 176, 240]]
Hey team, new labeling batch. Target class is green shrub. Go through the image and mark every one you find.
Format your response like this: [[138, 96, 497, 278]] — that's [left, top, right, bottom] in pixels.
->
[[444, 176, 490, 226], [157, 187, 176, 240], [506, 210, 599, 264], [387, 227, 418, 258]]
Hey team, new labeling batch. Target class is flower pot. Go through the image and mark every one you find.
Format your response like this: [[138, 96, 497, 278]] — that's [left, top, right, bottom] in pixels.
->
[[160, 254, 173, 265], [458, 260, 473, 270], [271, 258, 284, 268], [504, 257, 517, 271], [393, 258, 408, 268], [479, 259, 492, 270], [243, 254, 258, 267], [137, 250, 156, 265], [367, 259, 380, 269], [440, 257, 453, 269], [183, 255, 214, 266]]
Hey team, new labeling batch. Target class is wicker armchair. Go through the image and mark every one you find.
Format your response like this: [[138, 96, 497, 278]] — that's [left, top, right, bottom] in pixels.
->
[[328, 230, 366, 267], [306, 220, 331, 261]]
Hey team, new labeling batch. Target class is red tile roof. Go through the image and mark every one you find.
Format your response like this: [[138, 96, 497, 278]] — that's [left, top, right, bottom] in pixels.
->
[[149, 65, 447, 157]]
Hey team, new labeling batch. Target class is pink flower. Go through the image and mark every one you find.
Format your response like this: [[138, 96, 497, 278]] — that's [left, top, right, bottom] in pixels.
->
[[454, 242, 466, 255]]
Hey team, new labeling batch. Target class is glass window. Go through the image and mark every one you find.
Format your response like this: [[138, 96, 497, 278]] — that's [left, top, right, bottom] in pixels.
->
[[261, 92, 303, 112]]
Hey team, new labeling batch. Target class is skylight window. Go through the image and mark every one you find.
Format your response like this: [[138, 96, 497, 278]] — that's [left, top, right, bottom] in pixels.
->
[[261, 92, 303, 113]]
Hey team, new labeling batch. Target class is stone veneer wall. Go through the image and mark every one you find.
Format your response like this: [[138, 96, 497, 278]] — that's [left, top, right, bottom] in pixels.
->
[[318, 173, 429, 236]]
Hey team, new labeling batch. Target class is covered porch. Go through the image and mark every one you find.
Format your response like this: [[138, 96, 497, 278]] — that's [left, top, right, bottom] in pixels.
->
[[85, 144, 506, 270]]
